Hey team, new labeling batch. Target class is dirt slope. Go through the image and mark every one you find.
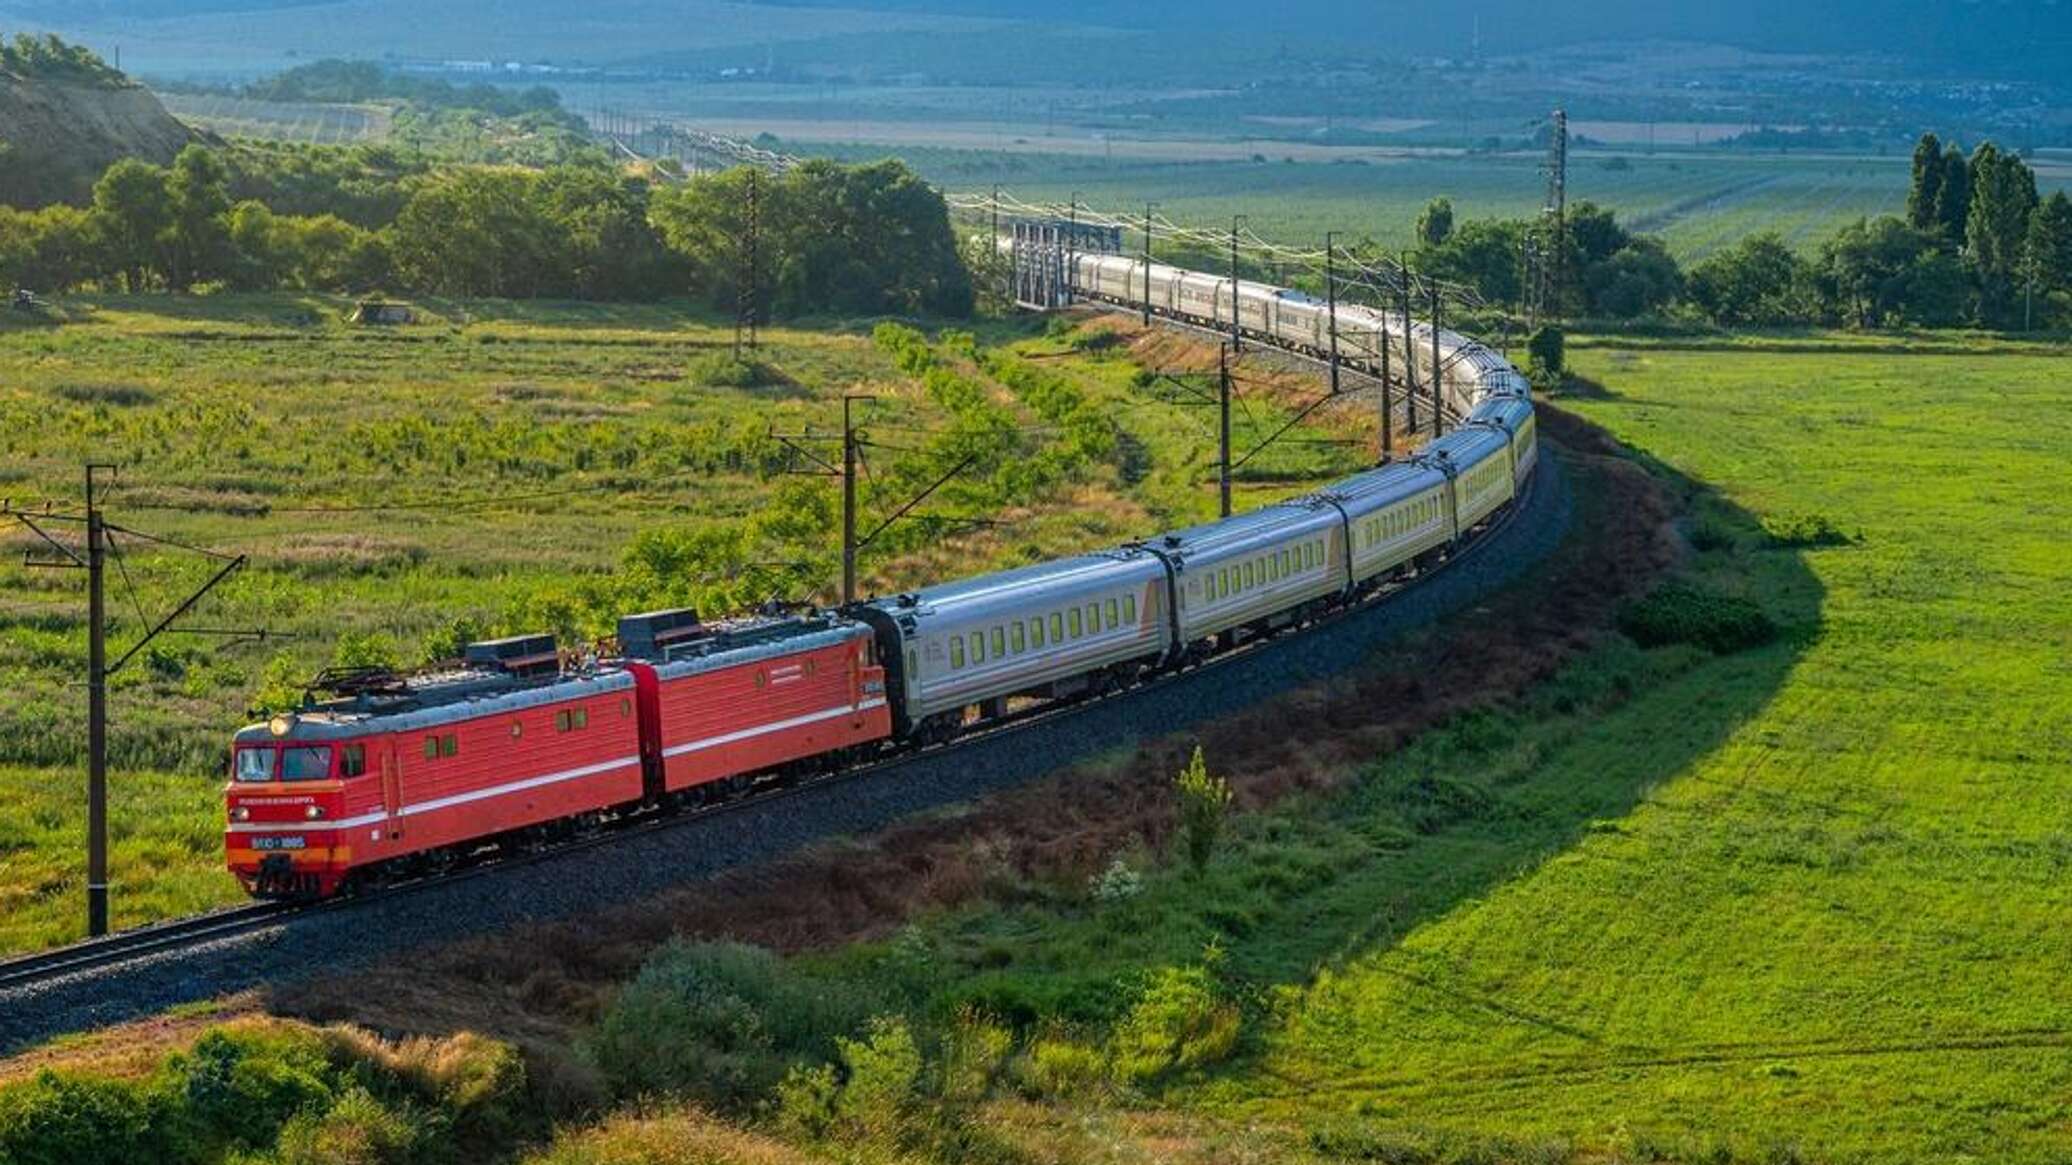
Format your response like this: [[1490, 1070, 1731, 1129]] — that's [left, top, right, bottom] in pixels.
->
[[0, 72, 203, 206]]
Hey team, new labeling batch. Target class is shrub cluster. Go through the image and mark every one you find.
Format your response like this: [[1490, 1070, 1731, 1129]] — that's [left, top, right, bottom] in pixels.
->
[[1617, 581, 1779, 654], [0, 1023, 535, 1165]]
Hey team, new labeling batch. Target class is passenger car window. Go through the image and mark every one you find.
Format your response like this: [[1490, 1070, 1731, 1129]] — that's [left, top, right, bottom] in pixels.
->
[[1085, 603, 1100, 632], [1069, 608, 1082, 638], [972, 632, 986, 663], [1050, 613, 1064, 641], [1105, 598, 1119, 627], [950, 637, 965, 669], [991, 627, 1006, 657], [1012, 623, 1026, 653], [1031, 619, 1044, 648], [1123, 594, 1137, 622]]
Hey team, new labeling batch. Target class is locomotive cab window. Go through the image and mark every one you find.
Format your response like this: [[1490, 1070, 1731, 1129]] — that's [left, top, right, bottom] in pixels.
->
[[340, 744, 367, 778], [234, 747, 275, 783], [283, 746, 331, 781]]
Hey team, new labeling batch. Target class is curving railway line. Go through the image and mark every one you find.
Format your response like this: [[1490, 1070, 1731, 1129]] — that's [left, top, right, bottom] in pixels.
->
[[0, 246, 1560, 1040]]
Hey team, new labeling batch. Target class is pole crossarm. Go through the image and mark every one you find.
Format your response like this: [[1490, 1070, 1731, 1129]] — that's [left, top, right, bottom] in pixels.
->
[[857, 453, 979, 550], [107, 554, 248, 677]]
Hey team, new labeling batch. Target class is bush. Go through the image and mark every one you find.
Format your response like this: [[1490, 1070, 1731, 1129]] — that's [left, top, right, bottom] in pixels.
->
[[832, 1016, 921, 1142], [935, 1007, 1013, 1103], [1762, 513, 1855, 549], [1174, 746, 1234, 873], [162, 1027, 336, 1156], [270, 1086, 420, 1165], [684, 352, 783, 390], [588, 941, 877, 1109], [1089, 856, 1143, 905], [0, 1071, 167, 1165], [1108, 962, 1242, 1085], [1618, 582, 1779, 654], [1013, 1033, 1107, 1099], [1526, 325, 1565, 388], [524, 1108, 818, 1165]]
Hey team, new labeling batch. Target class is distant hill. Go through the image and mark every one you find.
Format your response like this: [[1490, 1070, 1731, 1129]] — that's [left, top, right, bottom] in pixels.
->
[[0, 35, 204, 207]]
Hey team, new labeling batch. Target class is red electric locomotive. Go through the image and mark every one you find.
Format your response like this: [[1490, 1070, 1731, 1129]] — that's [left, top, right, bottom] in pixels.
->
[[225, 610, 893, 899]]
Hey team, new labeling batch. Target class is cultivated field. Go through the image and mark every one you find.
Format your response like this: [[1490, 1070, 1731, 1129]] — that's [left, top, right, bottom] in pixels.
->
[[157, 93, 391, 145], [0, 296, 1369, 952]]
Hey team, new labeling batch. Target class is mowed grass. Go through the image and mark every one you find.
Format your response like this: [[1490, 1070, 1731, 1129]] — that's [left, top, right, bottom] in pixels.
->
[[1174, 344, 2072, 1159], [0, 295, 1368, 953]]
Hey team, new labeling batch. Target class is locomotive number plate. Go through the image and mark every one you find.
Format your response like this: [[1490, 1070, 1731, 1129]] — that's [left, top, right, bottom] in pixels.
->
[[252, 836, 306, 850]]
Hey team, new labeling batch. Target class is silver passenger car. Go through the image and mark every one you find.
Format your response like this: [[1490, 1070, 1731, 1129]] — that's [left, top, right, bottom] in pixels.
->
[[864, 550, 1171, 726], [1316, 460, 1456, 586], [1154, 500, 1347, 644]]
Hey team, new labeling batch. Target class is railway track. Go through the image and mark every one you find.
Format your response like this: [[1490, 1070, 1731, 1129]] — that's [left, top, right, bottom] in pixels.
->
[[0, 462, 1542, 1002]]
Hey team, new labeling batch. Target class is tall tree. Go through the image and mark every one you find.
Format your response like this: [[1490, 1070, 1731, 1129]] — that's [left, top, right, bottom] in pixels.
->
[[1935, 145, 1971, 244], [1966, 142, 2039, 326], [2023, 191, 2072, 326], [1907, 133, 1944, 232], [1415, 197, 1454, 247], [164, 145, 234, 291], [1687, 232, 1812, 327], [88, 159, 172, 293]]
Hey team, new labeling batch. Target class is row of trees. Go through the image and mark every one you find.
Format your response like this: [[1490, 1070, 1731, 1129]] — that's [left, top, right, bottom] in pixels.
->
[[0, 145, 974, 317], [1406, 137, 2072, 330], [0, 31, 126, 87]]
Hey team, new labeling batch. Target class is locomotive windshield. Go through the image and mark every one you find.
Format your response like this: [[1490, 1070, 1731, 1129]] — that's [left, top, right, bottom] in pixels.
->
[[234, 747, 274, 783], [234, 745, 333, 782]]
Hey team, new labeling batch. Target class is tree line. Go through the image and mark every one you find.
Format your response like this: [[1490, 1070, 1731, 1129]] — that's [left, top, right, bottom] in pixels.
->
[[0, 31, 127, 88], [1406, 135, 2072, 331], [0, 145, 974, 317]]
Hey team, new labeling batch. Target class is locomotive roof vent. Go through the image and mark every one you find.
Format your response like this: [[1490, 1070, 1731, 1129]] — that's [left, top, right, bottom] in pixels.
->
[[464, 634, 561, 678], [617, 607, 705, 661]]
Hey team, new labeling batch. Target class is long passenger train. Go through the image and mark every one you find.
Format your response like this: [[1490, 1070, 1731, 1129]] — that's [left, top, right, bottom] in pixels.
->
[[226, 251, 1538, 898]]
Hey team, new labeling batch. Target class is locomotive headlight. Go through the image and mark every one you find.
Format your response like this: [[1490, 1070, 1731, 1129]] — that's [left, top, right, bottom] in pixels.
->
[[268, 713, 298, 737], [231, 806, 251, 822], [304, 805, 326, 820]]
